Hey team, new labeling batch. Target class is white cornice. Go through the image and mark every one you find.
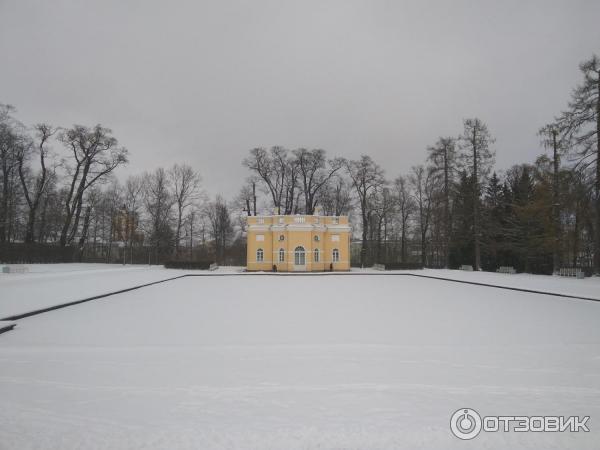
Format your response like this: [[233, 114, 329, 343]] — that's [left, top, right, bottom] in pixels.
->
[[249, 224, 351, 232], [248, 225, 270, 231], [325, 225, 351, 231]]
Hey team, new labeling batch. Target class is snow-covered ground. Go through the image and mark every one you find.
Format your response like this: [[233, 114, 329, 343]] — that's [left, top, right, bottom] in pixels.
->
[[0, 264, 204, 318], [413, 268, 600, 300], [2, 263, 599, 321], [0, 268, 599, 449]]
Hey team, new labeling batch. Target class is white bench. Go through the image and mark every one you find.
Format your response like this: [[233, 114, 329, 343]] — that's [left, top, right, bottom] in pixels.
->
[[497, 266, 516, 274], [209, 263, 219, 271], [2, 265, 29, 274], [372, 263, 385, 271], [460, 265, 473, 271], [558, 267, 585, 279]]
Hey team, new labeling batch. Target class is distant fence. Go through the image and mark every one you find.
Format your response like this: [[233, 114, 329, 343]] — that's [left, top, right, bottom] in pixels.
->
[[164, 260, 214, 270], [374, 262, 424, 270], [0, 242, 247, 266], [0, 243, 78, 264], [350, 240, 445, 268]]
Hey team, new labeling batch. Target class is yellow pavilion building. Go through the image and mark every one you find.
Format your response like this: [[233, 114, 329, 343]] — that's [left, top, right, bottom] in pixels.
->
[[246, 214, 351, 272]]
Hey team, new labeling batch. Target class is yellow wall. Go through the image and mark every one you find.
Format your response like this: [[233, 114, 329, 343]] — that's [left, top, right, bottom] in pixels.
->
[[246, 215, 351, 272]]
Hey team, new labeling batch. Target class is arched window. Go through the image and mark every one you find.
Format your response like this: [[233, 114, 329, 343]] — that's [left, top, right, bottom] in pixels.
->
[[256, 248, 264, 262], [279, 248, 285, 262], [332, 248, 339, 263], [313, 248, 320, 262], [294, 246, 305, 265]]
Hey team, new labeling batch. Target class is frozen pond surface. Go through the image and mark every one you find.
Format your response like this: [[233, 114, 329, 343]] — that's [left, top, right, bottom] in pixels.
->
[[0, 268, 599, 449]]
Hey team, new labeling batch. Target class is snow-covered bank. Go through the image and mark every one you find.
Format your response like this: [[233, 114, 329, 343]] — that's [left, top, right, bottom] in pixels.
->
[[0, 275, 598, 449], [361, 268, 600, 300], [2, 264, 599, 320], [425, 268, 600, 299], [0, 264, 190, 318]]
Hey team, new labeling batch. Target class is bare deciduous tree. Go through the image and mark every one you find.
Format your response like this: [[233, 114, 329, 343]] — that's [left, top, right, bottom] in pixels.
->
[[0, 104, 21, 242], [144, 167, 173, 254], [458, 118, 495, 270], [58, 124, 128, 246], [237, 177, 258, 216], [427, 137, 457, 268], [17, 123, 57, 243], [169, 164, 202, 255], [393, 175, 414, 263], [243, 146, 300, 215], [318, 175, 353, 217], [410, 165, 435, 267], [293, 148, 343, 214], [371, 187, 395, 262], [205, 195, 232, 264], [345, 155, 385, 267], [556, 55, 600, 274]]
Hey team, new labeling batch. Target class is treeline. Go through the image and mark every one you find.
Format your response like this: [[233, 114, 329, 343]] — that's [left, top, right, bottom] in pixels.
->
[[237, 55, 599, 274], [1, 55, 598, 273], [0, 111, 237, 264]]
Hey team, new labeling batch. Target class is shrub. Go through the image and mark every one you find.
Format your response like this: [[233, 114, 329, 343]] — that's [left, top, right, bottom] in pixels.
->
[[163, 260, 213, 270], [377, 262, 424, 270]]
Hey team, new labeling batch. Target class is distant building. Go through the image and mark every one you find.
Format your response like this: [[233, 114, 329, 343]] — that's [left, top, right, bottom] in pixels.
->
[[246, 214, 351, 272]]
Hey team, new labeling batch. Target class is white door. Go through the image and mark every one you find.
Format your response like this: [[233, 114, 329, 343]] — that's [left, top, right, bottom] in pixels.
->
[[294, 246, 306, 271]]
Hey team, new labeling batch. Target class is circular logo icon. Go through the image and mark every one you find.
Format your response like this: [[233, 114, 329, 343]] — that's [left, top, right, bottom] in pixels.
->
[[450, 408, 482, 440]]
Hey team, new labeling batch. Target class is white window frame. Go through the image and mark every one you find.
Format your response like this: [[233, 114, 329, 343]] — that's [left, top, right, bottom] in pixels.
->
[[279, 248, 285, 262], [256, 248, 264, 262], [313, 248, 320, 262], [332, 248, 340, 262], [294, 246, 306, 265]]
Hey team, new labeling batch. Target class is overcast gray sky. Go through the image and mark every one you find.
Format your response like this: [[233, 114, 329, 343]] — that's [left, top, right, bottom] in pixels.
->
[[1, 0, 598, 198]]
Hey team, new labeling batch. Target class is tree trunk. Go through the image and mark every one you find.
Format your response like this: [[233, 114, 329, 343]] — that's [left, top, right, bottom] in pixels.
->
[[552, 129, 561, 273], [573, 203, 580, 267], [360, 203, 368, 268], [189, 213, 194, 260], [252, 182, 257, 216], [472, 129, 481, 270], [401, 226, 406, 263], [78, 206, 92, 250], [444, 147, 450, 268], [175, 204, 183, 256], [38, 195, 48, 243], [0, 161, 9, 242], [421, 229, 426, 267], [595, 74, 600, 275]]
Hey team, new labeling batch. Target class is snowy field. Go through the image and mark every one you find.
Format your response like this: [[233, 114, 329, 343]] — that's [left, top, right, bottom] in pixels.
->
[[1, 264, 246, 319], [0, 265, 599, 449]]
